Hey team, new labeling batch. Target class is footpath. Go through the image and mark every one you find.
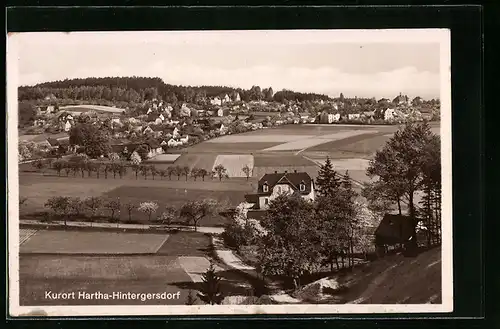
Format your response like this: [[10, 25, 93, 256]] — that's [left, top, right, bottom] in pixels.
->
[[20, 218, 301, 304], [211, 236, 301, 304]]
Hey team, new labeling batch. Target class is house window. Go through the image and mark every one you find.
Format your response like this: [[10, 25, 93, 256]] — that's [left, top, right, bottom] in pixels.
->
[[264, 198, 269, 205], [263, 184, 269, 193], [300, 183, 306, 192]]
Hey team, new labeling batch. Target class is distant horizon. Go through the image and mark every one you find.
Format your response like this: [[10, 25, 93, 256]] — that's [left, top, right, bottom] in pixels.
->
[[20, 76, 440, 101], [12, 30, 444, 100]]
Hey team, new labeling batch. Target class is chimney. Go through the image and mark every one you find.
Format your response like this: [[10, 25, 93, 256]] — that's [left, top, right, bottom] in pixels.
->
[[274, 170, 278, 174], [294, 170, 297, 173], [284, 170, 287, 174]]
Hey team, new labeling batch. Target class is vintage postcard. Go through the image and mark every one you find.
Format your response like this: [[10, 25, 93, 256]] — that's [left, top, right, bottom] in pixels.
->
[[8, 29, 452, 317]]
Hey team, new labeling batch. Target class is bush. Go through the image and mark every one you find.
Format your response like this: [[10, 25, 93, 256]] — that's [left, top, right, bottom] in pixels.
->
[[221, 222, 256, 250]]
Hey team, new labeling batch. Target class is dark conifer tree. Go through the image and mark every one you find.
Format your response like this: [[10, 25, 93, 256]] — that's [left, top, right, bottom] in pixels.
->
[[197, 263, 223, 305], [315, 156, 341, 197]]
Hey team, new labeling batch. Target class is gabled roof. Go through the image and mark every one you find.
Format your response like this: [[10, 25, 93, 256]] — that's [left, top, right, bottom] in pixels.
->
[[374, 214, 414, 245], [110, 143, 147, 154], [244, 194, 259, 204], [46, 138, 59, 147], [257, 171, 313, 195]]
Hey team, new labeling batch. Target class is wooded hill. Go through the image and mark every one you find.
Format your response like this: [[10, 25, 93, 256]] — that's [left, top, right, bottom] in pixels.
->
[[18, 76, 332, 104]]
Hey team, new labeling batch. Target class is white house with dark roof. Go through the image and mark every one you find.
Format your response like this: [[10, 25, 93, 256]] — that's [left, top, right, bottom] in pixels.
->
[[244, 171, 315, 210]]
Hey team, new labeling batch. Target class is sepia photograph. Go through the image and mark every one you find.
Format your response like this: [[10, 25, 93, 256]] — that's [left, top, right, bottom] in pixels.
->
[[8, 29, 452, 316]]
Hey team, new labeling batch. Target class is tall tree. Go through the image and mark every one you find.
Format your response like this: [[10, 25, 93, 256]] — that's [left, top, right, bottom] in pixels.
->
[[315, 157, 341, 197], [366, 122, 438, 249], [257, 194, 322, 289]]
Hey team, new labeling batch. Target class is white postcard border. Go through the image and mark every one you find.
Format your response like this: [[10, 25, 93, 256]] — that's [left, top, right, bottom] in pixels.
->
[[7, 28, 453, 317]]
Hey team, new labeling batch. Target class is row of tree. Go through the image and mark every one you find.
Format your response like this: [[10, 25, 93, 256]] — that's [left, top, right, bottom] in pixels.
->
[[33, 154, 254, 182], [39, 195, 222, 232]]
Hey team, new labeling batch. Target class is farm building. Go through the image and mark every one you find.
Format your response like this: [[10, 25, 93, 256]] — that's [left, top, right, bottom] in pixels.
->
[[373, 214, 425, 255], [244, 171, 316, 210]]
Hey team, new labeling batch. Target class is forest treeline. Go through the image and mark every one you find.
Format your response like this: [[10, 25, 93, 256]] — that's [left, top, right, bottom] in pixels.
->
[[18, 76, 331, 104]]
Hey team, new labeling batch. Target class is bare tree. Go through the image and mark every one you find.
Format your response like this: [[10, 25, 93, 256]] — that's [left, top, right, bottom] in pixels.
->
[[242, 165, 252, 181], [180, 199, 218, 232], [182, 166, 191, 181]]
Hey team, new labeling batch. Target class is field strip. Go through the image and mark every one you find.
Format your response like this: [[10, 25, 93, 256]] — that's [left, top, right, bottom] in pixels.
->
[[207, 134, 316, 143], [263, 131, 373, 152], [178, 256, 224, 282], [20, 230, 170, 254], [212, 155, 254, 177], [19, 229, 38, 245], [60, 105, 125, 113]]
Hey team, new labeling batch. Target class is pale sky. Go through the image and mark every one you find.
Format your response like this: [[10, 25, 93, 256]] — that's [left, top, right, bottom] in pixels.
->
[[10, 30, 447, 99]]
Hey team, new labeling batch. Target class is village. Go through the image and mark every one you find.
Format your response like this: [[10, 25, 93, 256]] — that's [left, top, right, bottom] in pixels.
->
[[19, 88, 440, 162]]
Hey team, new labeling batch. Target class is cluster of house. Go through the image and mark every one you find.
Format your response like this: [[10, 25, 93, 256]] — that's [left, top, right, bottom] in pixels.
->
[[209, 93, 239, 106], [317, 107, 431, 124]]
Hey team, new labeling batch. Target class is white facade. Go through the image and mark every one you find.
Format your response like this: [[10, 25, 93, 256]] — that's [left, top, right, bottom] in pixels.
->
[[384, 108, 396, 121], [64, 120, 72, 132], [235, 93, 241, 102], [211, 97, 222, 106], [258, 181, 315, 210], [159, 113, 165, 121], [167, 138, 183, 147], [180, 104, 191, 117], [173, 127, 180, 138], [154, 118, 163, 125], [223, 94, 230, 103], [348, 113, 361, 120]]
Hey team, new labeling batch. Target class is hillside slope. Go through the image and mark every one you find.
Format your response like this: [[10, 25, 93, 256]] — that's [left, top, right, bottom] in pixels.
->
[[296, 247, 442, 304]]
